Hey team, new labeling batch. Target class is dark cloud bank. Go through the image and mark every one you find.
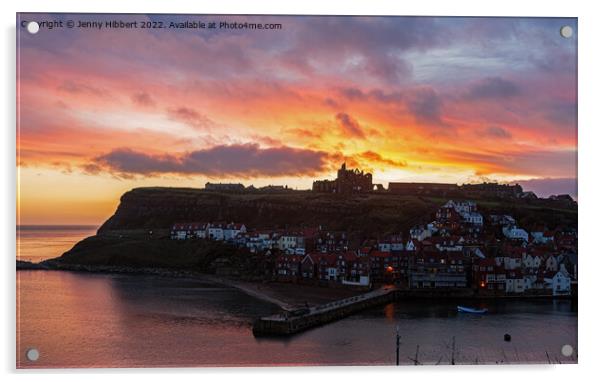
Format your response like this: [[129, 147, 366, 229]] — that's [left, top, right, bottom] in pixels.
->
[[87, 144, 331, 178]]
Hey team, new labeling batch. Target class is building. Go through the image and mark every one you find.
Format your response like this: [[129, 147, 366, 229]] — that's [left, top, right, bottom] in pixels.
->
[[277, 233, 304, 253], [223, 223, 247, 241], [275, 254, 302, 281], [505, 270, 525, 293], [410, 225, 434, 242], [545, 265, 572, 295], [315, 231, 349, 253], [259, 185, 288, 192], [337, 251, 370, 286], [502, 226, 529, 241], [207, 223, 225, 241], [300, 253, 321, 280], [171, 223, 189, 240], [435, 205, 462, 227], [388, 182, 459, 196], [410, 251, 467, 288], [531, 230, 555, 244], [549, 194, 575, 202], [312, 163, 373, 194], [439, 200, 483, 225], [205, 182, 245, 191], [368, 251, 398, 283], [318, 254, 339, 281], [170, 222, 207, 240], [461, 182, 523, 198], [474, 258, 506, 291]]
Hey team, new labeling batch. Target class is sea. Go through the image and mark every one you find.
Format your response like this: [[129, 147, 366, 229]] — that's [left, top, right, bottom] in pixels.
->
[[17, 225, 98, 263], [16, 226, 578, 368]]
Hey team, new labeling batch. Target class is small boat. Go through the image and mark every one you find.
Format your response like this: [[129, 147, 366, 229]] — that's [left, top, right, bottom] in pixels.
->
[[457, 305, 488, 314]]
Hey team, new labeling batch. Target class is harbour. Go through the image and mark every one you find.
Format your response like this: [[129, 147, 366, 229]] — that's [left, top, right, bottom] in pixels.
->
[[17, 270, 577, 367]]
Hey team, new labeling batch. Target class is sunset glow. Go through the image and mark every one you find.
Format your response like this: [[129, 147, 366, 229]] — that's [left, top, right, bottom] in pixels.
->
[[17, 14, 577, 224]]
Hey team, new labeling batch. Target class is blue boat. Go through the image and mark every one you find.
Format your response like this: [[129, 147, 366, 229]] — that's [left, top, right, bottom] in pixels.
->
[[457, 305, 488, 314]]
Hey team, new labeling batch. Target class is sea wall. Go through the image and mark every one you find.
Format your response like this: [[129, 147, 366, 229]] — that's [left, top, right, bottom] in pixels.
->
[[253, 289, 397, 336]]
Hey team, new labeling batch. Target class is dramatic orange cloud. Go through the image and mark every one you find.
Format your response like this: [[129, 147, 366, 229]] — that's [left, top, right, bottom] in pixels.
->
[[17, 14, 577, 224]]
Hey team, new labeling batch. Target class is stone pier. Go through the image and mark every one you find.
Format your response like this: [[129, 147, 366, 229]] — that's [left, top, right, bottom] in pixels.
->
[[252, 287, 397, 336]]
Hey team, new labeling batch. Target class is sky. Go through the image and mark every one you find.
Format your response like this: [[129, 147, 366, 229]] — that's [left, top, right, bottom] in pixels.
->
[[17, 14, 577, 225]]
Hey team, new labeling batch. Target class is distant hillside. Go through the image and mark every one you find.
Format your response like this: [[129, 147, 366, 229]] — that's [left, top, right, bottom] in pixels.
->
[[98, 187, 441, 237], [48, 187, 576, 270]]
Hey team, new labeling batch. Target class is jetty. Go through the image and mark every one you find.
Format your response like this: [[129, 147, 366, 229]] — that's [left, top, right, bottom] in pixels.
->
[[253, 286, 398, 336]]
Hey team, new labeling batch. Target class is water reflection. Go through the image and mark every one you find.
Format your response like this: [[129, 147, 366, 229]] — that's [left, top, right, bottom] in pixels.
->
[[17, 271, 577, 368]]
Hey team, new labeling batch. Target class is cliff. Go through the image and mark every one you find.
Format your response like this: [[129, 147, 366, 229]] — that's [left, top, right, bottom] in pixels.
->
[[98, 187, 438, 236], [47, 188, 437, 270], [50, 187, 576, 270]]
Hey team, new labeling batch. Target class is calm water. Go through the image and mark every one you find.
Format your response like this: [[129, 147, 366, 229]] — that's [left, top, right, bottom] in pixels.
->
[[17, 271, 577, 368], [17, 225, 98, 262], [16, 227, 577, 368]]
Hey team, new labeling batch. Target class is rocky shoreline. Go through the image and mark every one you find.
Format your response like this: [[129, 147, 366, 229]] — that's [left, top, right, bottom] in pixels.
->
[[17, 259, 207, 278]]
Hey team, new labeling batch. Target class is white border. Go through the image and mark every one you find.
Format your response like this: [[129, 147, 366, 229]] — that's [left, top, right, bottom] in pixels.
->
[[3, 0, 601, 380]]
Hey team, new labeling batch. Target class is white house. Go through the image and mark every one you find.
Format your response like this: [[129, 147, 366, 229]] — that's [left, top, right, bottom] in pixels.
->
[[503, 226, 529, 241], [207, 223, 225, 241], [245, 232, 274, 252], [441, 200, 482, 225], [454, 200, 477, 214], [378, 241, 391, 252], [410, 226, 432, 242], [531, 231, 544, 242], [547, 265, 572, 295], [171, 223, 188, 240], [192, 223, 208, 239], [531, 231, 555, 244], [506, 274, 525, 293], [390, 236, 405, 252], [391, 242, 405, 252], [170, 222, 206, 240], [277, 233, 304, 252], [503, 256, 522, 270], [223, 223, 247, 240], [461, 211, 484, 225], [443, 200, 477, 213], [494, 255, 521, 270], [522, 253, 543, 269]]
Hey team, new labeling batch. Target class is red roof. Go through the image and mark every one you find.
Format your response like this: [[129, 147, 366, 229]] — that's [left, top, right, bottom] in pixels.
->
[[319, 254, 338, 267], [172, 222, 206, 230], [478, 258, 496, 267], [369, 251, 390, 259], [302, 227, 319, 237], [339, 251, 358, 262], [303, 253, 322, 264], [359, 246, 372, 255]]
